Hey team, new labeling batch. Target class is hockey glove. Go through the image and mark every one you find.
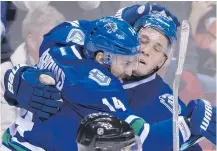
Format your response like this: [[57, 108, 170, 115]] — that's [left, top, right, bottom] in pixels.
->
[[187, 99, 216, 144], [115, 3, 180, 28], [4, 65, 63, 120]]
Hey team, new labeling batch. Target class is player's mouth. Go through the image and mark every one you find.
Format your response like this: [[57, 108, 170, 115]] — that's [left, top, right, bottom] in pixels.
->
[[139, 60, 146, 65]]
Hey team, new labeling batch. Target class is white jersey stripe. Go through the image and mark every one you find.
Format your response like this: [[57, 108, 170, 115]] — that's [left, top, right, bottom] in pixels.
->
[[140, 123, 150, 144], [125, 115, 141, 124], [11, 137, 45, 151], [70, 45, 82, 59], [123, 74, 156, 89]]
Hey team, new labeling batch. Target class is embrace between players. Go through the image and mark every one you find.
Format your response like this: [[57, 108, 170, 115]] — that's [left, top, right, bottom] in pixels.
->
[[2, 3, 216, 151]]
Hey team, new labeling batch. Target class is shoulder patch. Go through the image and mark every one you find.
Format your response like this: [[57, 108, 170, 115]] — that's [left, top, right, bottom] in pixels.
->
[[66, 28, 85, 45], [88, 69, 111, 86], [159, 93, 181, 114]]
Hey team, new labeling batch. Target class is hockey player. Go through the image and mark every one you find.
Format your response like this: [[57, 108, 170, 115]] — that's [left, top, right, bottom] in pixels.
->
[[115, 3, 186, 124], [2, 4, 174, 151], [3, 7, 216, 151], [2, 16, 148, 151], [114, 5, 207, 150], [115, 5, 215, 150], [76, 112, 141, 151]]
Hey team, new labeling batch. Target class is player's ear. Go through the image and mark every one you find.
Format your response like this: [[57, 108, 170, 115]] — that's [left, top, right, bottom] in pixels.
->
[[95, 51, 104, 64]]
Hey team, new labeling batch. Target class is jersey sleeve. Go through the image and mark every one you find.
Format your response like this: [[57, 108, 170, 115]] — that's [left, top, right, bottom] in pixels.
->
[[37, 44, 84, 91], [100, 94, 187, 151], [118, 109, 190, 151], [97, 83, 188, 151], [78, 82, 176, 150]]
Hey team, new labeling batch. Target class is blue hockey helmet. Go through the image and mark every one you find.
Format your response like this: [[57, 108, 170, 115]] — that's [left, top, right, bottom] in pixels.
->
[[84, 17, 140, 65], [134, 12, 177, 46]]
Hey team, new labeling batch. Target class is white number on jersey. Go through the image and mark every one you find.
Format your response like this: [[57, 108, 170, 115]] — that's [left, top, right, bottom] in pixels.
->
[[102, 97, 126, 112]]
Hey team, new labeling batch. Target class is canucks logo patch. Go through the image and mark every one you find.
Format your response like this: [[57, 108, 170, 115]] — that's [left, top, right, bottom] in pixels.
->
[[66, 28, 85, 45], [105, 22, 118, 33], [159, 94, 181, 114], [88, 69, 111, 86]]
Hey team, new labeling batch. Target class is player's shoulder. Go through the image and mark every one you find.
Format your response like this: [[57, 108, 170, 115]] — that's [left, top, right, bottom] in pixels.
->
[[83, 60, 121, 85], [59, 60, 126, 103], [156, 75, 186, 103], [39, 20, 89, 55], [123, 74, 165, 90], [156, 74, 186, 115], [155, 74, 173, 93], [46, 20, 88, 37], [38, 44, 83, 70]]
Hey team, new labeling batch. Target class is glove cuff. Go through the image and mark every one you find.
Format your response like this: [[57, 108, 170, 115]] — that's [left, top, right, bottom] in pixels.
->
[[179, 116, 191, 143], [4, 64, 34, 103]]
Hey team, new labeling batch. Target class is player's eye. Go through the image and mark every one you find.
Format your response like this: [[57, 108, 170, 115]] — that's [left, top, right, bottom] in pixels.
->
[[153, 46, 162, 53], [122, 61, 131, 66], [126, 61, 133, 66], [154, 48, 161, 52], [139, 38, 149, 45]]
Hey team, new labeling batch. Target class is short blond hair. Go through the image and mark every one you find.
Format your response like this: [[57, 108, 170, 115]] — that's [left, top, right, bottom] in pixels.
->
[[22, 5, 65, 41]]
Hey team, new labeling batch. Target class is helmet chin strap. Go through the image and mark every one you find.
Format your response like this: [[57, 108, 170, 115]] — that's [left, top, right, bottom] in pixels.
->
[[124, 54, 168, 82]]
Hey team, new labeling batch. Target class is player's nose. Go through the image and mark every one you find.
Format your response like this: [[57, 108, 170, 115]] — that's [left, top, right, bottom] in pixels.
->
[[141, 45, 151, 57], [124, 65, 133, 77]]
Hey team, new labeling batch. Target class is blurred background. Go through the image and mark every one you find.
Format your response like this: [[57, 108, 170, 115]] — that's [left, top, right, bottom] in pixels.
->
[[1, 1, 216, 150]]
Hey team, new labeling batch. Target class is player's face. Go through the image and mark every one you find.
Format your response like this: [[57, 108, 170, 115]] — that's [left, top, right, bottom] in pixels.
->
[[111, 54, 138, 82], [133, 28, 169, 77]]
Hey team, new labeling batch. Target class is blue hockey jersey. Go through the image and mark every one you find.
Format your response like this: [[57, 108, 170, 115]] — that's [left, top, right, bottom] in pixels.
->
[[26, 54, 140, 150], [123, 68, 202, 151], [123, 74, 186, 124], [3, 21, 189, 151]]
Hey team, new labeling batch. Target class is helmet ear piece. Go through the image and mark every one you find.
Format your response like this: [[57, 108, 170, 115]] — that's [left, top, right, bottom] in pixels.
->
[[159, 54, 168, 68], [84, 39, 97, 59], [95, 51, 104, 64], [154, 54, 168, 73]]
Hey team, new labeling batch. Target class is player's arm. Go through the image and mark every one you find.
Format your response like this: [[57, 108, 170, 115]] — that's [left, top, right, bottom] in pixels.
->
[[3, 20, 86, 119], [130, 100, 215, 150], [3, 39, 83, 119], [3, 25, 85, 118], [115, 3, 180, 27], [95, 88, 179, 150], [101, 94, 215, 150]]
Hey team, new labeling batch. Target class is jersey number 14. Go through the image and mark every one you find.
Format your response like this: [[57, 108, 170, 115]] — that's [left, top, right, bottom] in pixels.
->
[[102, 97, 126, 112]]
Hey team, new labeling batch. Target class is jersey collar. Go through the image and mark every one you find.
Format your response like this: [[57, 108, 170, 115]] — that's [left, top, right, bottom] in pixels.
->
[[123, 73, 156, 89]]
